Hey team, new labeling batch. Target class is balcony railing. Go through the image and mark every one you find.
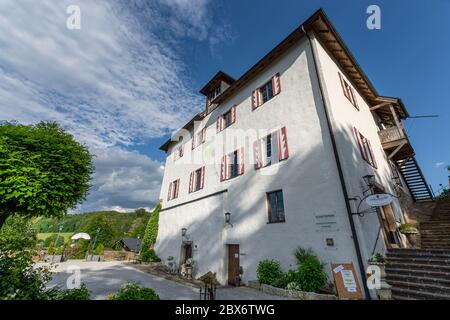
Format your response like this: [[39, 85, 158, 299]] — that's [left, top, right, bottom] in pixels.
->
[[378, 126, 406, 144]]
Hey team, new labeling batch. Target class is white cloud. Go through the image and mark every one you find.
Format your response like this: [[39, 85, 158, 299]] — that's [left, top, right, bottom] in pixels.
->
[[79, 147, 164, 212], [436, 162, 446, 168], [0, 0, 229, 211]]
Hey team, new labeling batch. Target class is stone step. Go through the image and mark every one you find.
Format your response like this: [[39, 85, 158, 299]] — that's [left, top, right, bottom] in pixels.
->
[[386, 262, 450, 273], [386, 251, 450, 260], [388, 280, 450, 296], [386, 256, 450, 266], [385, 266, 450, 281], [387, 273, 450, 288], [388, 248, 450, 255], [391, 287, 450, 300]]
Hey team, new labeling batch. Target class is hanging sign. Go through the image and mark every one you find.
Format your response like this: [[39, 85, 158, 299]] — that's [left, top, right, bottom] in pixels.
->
[[365, 194, 393, 207]]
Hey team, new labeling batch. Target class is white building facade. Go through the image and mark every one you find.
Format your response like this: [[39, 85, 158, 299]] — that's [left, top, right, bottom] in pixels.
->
[[154, 10, 432, 299]]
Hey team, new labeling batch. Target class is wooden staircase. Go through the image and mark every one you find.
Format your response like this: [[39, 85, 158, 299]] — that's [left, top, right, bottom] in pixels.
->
[[396, 157, 433, 202]]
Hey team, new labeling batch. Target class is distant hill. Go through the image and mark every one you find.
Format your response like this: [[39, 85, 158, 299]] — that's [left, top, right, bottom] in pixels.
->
[[33, 209, 151, 240]]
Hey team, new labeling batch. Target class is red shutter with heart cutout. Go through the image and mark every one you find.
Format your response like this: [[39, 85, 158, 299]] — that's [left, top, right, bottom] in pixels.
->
[[278, 127, 289, 161], [189, 172, 194, 193], [167, 182, 173, 201], [253, 140, 262, 169], [200, 167, 205, 189], [237, 148, 245, 175], [220, 155, 226, 181], [273, 73, 281, 95]]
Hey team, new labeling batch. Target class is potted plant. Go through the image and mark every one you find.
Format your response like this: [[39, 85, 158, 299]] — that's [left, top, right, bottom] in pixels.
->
[[398, 223, 419, 247], [368, 253, 386, 277], [184, 258, 194, 279]]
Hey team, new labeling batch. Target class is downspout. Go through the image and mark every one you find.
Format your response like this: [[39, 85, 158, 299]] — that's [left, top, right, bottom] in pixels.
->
[[302, 26, 371, 299]]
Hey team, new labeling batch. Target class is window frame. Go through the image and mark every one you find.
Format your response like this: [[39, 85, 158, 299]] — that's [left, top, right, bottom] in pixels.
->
[[194, 168, 202, 192], [266, 190, 286, 224], [259, 80, 274, 105]]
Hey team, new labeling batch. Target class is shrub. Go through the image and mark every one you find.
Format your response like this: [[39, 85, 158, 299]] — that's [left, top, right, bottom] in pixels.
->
[[398, 223, 418, 234], [293, 247, 316, 266], [108, 282, 160, 300], [141, 204, 161, 251], [256, 259, 283, 285], [140, 248, 161, 263], [296, 257, 327, 293], [94, 244, 105, 255], [51, 284, 90, 300], [286, 282, 302, 291], [0, 250, 52, 300], [272, 270, 298, 288]]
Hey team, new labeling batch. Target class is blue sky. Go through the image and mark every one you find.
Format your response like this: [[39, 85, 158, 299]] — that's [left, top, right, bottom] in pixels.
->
[[0, 1, 448, 211]]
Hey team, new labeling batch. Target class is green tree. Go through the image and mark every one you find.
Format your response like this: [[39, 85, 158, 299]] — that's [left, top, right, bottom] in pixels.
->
[[0, 214, 37, 251], [85, 215, 116, 248], [0, 121, 93, 228]]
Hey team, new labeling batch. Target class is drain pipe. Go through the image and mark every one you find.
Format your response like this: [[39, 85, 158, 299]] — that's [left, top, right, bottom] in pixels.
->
[[302, 26, 371, 299]]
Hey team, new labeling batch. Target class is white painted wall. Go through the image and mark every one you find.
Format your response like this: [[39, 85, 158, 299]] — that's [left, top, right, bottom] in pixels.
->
[[310, 33, 408, 276], [155, 37, 362, 287]]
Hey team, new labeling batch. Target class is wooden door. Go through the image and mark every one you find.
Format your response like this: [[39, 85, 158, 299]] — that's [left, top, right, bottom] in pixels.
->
[[228, 244, 240, 286], [184, 244, 192, 263], [379, 205, 399, 248]]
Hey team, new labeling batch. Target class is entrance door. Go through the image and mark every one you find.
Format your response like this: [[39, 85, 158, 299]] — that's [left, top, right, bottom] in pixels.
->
[[379, 204, 400, 248], [227, 244, 240, 286], [183, 243, 192, 263]]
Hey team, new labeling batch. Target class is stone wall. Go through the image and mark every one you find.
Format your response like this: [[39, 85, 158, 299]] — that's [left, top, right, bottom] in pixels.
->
[[247, 280, 338, 300]]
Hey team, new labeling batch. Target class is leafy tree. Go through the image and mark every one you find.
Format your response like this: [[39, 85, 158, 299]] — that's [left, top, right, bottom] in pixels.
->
[[0, 214, 37, 251], [84, 215, 116, 248], [43, 233, 64, 248], [0, 121, 93, 228]]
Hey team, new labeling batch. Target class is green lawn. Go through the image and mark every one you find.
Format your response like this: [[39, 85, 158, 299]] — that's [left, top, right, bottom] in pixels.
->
[[37, 232, 74, 242]]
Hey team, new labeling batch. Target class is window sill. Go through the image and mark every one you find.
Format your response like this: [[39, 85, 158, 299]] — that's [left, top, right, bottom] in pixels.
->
[[266, 221, 286, 224]]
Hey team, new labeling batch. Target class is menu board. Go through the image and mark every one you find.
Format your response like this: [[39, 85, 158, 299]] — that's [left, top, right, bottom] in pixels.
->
[[331, 263, 363, 299]]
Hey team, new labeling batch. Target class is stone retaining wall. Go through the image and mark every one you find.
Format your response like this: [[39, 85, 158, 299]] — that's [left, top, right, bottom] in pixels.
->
[[247, 281, 338, 300]]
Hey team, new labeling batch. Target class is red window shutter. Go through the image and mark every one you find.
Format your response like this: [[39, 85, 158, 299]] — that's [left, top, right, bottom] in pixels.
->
[[231, 105, 237, 124], [189, 172, 194, 193], [350, 88, 359, 110], [220, 155, 227, 181], [278, 127, 289, 160], [167, 182, 173, 201], [201, 128, 206, 143], [273, 73, 281, 95], [252, 90, 260, 110], [200, 167, 205, 189], [367, 139, 377, 168], [216, 116, 222, 133], [339, 72, 349, 99], [237, 148, 245, 175], [353, 127, 366, 161], [174, 179, 180, 198], [253, 140, 262, 169]]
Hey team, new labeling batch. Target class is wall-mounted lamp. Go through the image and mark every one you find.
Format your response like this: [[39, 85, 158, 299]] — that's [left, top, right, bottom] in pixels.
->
[[181, 228, 187, 237], [225, 212, 233, 227], [363, 174, 375, 189]]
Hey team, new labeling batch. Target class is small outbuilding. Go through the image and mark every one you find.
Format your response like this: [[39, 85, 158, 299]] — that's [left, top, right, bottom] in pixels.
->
[[114, 237, 141, 252]]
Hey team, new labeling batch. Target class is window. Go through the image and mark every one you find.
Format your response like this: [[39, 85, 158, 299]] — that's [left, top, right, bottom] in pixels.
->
[[173, 146, 184, 161], [252, 73, 281, 110], [167, 179, 180, 201], [189, 166, 205, 193], [353, 127, 377, 168], [254, 127, 289, 169], [267, 190, 285, 223], [217, 106, 236, 132], [192, 128, 206, 149], [209, 86, 221, 102], [260, 80, 274, 104], [339, 72, 359, 110], [195, 168, 202, 192], [220, 148, 244, 181]]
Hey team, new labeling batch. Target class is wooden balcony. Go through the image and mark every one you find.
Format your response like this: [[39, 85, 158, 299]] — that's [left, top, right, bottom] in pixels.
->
[[378, 125, 414, 161]]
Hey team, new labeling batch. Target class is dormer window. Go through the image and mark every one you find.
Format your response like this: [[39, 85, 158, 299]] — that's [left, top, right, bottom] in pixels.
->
[[209, 86, 221, 102]]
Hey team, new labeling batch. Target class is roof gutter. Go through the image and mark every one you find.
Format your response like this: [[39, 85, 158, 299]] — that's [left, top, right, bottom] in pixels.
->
[[302, 25, 371, 299]]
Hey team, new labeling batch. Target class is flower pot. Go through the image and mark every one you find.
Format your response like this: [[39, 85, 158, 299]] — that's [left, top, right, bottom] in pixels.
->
[[404, 233, 419, 247]]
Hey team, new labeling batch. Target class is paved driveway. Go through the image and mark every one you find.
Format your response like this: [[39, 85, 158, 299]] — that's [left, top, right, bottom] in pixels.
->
[[40, 260, 290, 300]]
